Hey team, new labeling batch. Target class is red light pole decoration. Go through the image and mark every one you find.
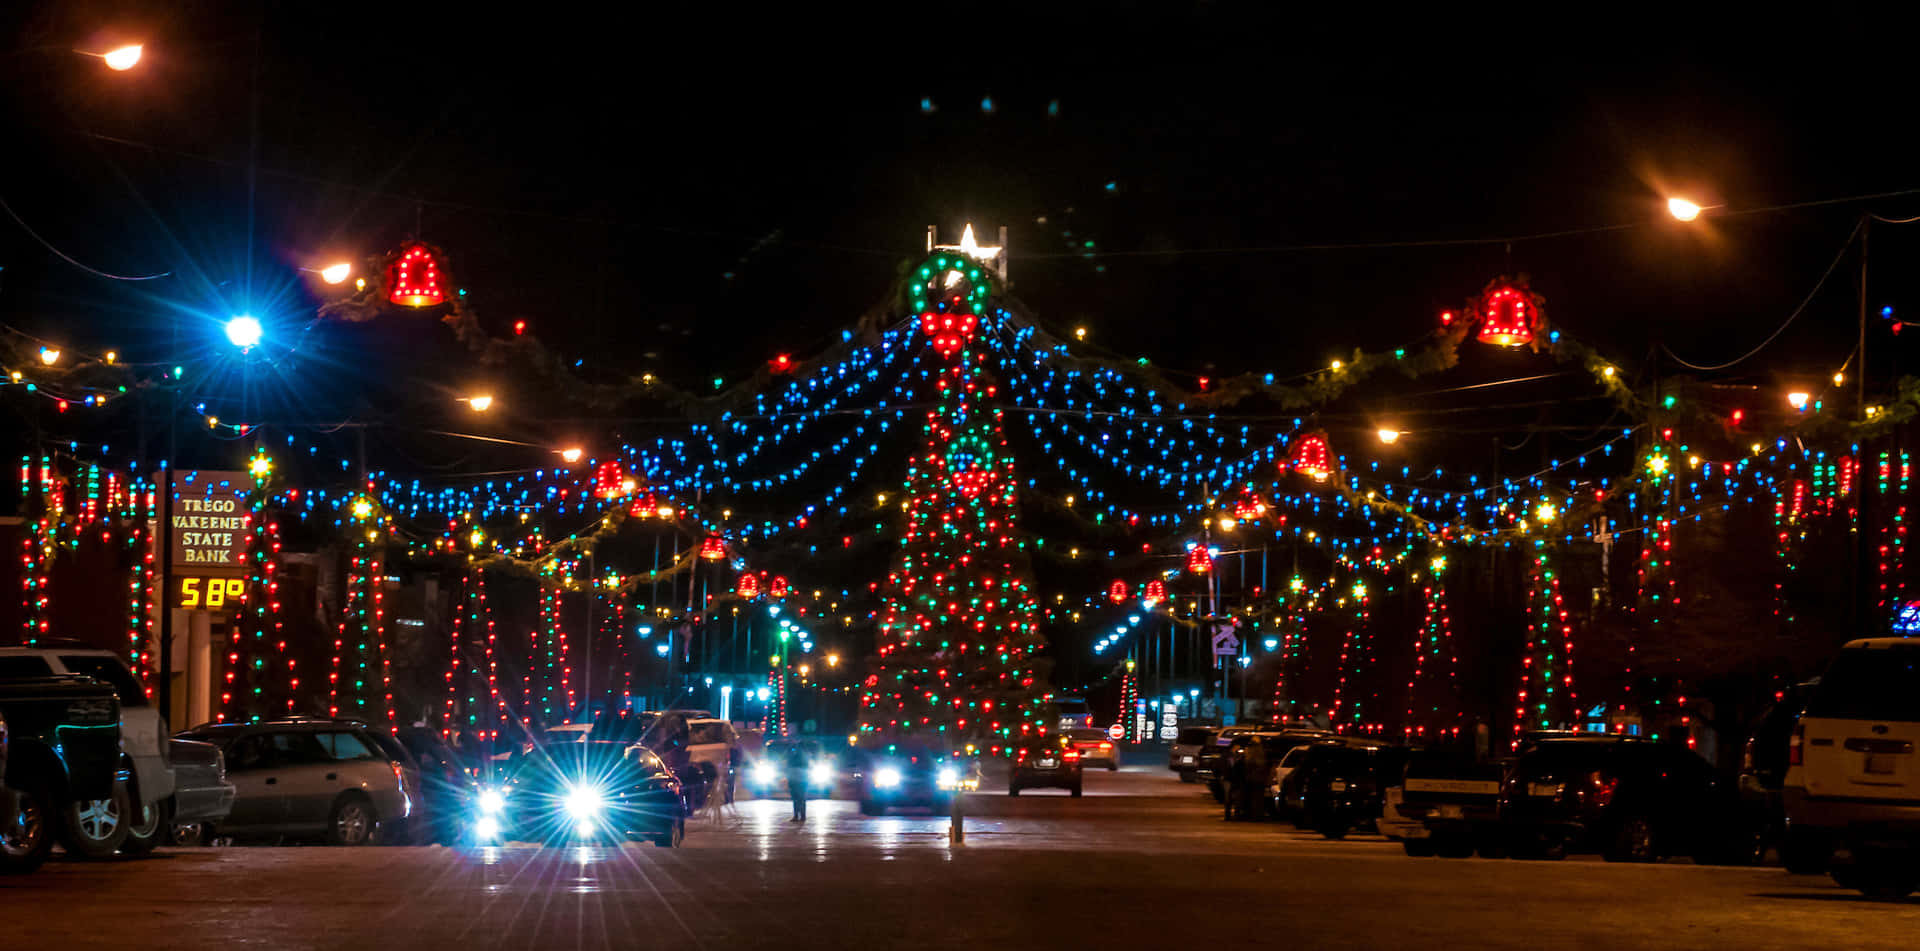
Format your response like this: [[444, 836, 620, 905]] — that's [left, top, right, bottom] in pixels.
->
[[1474, 278, 1543, 348], [1108, 579, 1129, 604], [863, 250, 1049, 745], [386, 243, 446, 307], [1288, 432, 1333, 483]]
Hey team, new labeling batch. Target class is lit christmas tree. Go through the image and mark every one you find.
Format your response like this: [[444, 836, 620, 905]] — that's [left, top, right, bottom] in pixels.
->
[[861, 241, 1050, 746]]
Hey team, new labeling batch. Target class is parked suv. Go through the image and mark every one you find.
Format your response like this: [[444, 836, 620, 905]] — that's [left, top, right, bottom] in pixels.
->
[[178, 717, 409, 845], [0, 644, 174, 856], [1396, 749, 1505, 857], [1169, 725, 1216, 782], [1498, 733, 1744, 862], [1785, 638, 1920, 897]]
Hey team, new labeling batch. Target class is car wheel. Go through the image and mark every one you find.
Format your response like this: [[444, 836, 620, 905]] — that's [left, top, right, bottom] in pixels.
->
[[0, 782, 55, 874], [1008, 784, 1021, 797], [327, 795, 376, 847], [1070, 784, 1083, 798], [120, 797, 169, 856], [859, 800, 884, 816], [1108, 763, 1118, 772], [1317, 818, 1349, 840], [1402, 839, 1437, 857], [57, 777, 133, 858], [1781, 827, 1833, 875], [1511, 834, 1567, 861], [653, 819, 684, 848], [1604, 815, 1658, 863], [1835, 850, 1920, 899], [1178, 772, 1197, 784], [1433, 833, 1476, 859], [168, 821, 209, 847]]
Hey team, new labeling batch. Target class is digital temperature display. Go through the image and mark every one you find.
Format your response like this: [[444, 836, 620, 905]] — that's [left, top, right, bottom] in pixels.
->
[[176, 576, 248, 612]]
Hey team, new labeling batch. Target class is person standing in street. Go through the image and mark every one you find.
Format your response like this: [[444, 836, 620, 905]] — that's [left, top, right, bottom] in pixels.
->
[[1239, 737, 1270, 822], [1222, 739, 1248, 821], [784, 742, 810, 822]]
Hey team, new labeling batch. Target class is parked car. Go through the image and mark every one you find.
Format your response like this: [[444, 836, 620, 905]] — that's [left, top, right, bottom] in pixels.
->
[[1497, 733, 1746, 862], [614, 710, 737, 806], [473, 740, 686, 846], [165, 737, 235, 845], [1396, 749, 1504, 857], [178, 717, 410, 846], [1065, 728, 1120, 770], [1739, 680, 1820, 871], [0, 676, 122, 873], [1257, 732, 1342, 820], [1168, 725, 1216, 782], [1785, 638, 1920, 897], [0, 644, 175, 856], [1292, 741, 1408, 839], [858, 742, 979, 815], [1198, 726, 1288, 801], [1010, 735, 1083, 796]]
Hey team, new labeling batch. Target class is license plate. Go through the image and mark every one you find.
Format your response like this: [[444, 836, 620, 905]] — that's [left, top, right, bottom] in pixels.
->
[[1437, 805, 1464, 819], [1036, 759, 1056, 769], [1866, 754, 1897, 775], [1528, 782, 1561, 798], [1328, 780, 1348, 792]]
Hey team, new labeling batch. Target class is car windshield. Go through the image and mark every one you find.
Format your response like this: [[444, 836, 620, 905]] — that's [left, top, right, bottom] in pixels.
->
[[512, 741, 661, 785], [1176, 728, 1212, 745], [1805, 646, 1920, 721], [55, 655, 148, 707]]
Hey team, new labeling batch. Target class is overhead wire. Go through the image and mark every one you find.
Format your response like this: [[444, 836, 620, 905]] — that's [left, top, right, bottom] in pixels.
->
[[1661, 219, 1863, 372]]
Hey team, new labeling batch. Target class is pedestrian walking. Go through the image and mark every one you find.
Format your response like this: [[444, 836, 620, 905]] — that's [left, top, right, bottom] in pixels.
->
[[1222, 740, 1248, 821], [1239, 737, 1270, 822], [784, 742, 810, 822]]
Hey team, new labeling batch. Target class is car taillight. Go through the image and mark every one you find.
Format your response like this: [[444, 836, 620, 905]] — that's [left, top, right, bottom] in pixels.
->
[[392, 762, 406, 783], [1100, 742, 1112, 750], [1064, 750, 1080, 760], [1588, 771, 1616, 808], [1788, 723, 1804, 767]]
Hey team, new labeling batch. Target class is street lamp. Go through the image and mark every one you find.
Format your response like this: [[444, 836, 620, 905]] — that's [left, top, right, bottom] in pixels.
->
[[37, 347, 60, 366], [1376, 428, 1401, 444], [464, 395, 494, 412], [100, 44, 142, 71], [1667, 197, 1703, 222], [319, 262, 351, 285], [1787, 391, 1811, 411], [224, 315, 263, 349], [559, 446, 583, 463]]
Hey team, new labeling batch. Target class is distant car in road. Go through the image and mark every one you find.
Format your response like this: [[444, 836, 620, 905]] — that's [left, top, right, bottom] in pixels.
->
[[1065, 728, 1119, 771], [1394, 749, 1504, 857], [1785, 638, 1920, 897], [1168, 726, 1216, 783], [165, 738, 234, 845], [1010, 735, 1083, 796], [1054, 697, 1095, 731], [858, 743, 978, 815], [0, 644, 175, 857], [179, 717, 410, 846], [1497, 732, 1745, 863], [473, 740, 686, 847]]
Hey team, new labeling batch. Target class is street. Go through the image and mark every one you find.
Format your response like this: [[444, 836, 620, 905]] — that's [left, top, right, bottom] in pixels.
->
[[6, 763, 1916, 950]]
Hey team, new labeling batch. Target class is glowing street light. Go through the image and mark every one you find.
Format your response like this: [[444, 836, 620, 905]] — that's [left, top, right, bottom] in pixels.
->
[[1667, 197, 1703, 222], [37, 347, 60, 366], [319, 262, 352, 285], [1376, 428, 1401, 444], [1787, 391, 1810, 411], [224, 315, 263, 349], [559, 447, 584, 463], [464, 395, 494, 412], [101, 44, 142, 71]]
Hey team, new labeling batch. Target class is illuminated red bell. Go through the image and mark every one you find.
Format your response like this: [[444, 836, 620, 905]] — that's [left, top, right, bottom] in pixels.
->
[[593, 462, 634, 499], [1186, 547, 1213, 574], [769, 575, 789, 597], [1476, 282, 1536, 347], [627, 490, 659, 517], [919, 311, 978, 359], [1108, 580, 1129, 604], [1142, 579, 1166, 606], [1289, 432, 1333, 483], [736, 574, 761, 598], [700, 535, 727, 561], [386, 243, 446, 307]]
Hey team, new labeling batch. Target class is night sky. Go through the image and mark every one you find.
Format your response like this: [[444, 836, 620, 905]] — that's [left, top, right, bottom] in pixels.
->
[[4, 3, 1919, 470]]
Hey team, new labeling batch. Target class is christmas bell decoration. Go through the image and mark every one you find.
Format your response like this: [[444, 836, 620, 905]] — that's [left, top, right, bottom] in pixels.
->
[[593, 461, 635, 499], [768, 575, 790, 597], [386, 243, 446, 307], [1476, 280, 1539, 348], [1186, 546, 1213, 574], [1289, 432, 1333, 483], [1142, 579, 1167, 606], [1108, 579, 1129, 604], [628, 490, 659, 518], [736, 573, 760, 598], [699, 535, 727, 561]]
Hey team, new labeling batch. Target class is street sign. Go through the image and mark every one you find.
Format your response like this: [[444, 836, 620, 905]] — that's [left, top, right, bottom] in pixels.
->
[[1158, 706, 1178, 740], [1211, 628, 1240, 656], [1106, 723, 1125, 741]]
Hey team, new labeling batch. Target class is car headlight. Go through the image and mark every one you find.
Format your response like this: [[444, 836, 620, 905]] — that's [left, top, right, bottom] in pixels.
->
[[809, 761, 834, 785], [874, 768, 902, 789], [473, 815, 501, 841], [753, 761, 778, 785], [936, 766, 960, 789], [477, 788, 506, 816], [564, 785, 605, 821]]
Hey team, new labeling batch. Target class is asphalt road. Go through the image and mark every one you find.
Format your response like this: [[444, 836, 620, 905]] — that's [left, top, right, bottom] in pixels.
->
[[6, 760, 1918, 950]]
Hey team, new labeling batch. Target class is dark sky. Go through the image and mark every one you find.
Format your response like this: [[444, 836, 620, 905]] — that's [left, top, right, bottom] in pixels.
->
[[5, 3, 1920, 466]]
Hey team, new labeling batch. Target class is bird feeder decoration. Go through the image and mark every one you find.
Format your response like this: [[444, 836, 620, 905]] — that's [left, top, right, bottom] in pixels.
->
[[386, 243, 446, 307], [1185, 546, 1213, 574], [699, 535, 728, 561], [736, 573, 761, 598], [1108, 579, 1129, 604], [1142, 579, 1167, 607], [1289, 432, 1333, 483], [912, 253, 993, 359], [1475, 280, 1541, 348]]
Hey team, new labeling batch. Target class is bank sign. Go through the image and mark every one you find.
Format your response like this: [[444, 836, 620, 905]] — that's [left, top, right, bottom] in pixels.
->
[[166, 470, 250, 575]]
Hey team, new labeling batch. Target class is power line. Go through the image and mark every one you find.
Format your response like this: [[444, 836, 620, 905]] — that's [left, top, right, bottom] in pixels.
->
[[1662, 219, 1862, 372], [0, 193, 172, 281]]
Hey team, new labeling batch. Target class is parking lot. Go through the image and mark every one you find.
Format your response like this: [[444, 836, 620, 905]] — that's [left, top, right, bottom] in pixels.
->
[[7, 763, 1918, 950]]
